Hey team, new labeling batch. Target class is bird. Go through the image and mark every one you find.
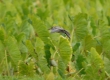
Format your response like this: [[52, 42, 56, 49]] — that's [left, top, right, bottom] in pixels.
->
[[49, 26, 70, 39]]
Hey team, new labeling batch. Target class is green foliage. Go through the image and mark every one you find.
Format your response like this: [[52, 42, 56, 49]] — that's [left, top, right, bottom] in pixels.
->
[[82, 35, 96, 51], [75, 54, 85, 74], [72, 42, 80, 52], [5, 36, 22, 69], [18, 59, 35, 77], [73, 13, 88, 41], [58, 36, 72, 65], [30, 16, 50, 44], [0, 0, 110, 80], [83, 48, 105, 80]]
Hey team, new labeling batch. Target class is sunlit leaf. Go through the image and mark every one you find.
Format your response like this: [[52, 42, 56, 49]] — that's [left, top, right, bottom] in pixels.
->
[[46, 72, 54, 80], [26, 40, 37, 59], [18, 59, 35, 77], [104, 57, 110, 77], [58, 58, 66, 78], [83, 48, 105, 80], [35, 38, 50, 73], [73, 13, 88, 41], [59, 36, 72, 65], [30, 16, 50, 44], [20, 21, 35, 39], [5, 36, 21, 69]]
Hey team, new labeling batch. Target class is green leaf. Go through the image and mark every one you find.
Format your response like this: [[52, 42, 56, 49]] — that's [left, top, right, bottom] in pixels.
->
[[83, 47, 105, 80], [107, 16, 110, 26], [98, 20, 110, 38], [30, 16, 50, 44], [26, 40, 37, 59], [35, 37, 44, 48], [58, 58, 66, 79], [72, 42, 80, 52], [18, 59, 35, 77], [37, 8, 49, 21], [37, 56, 50, 74], [104, 57, 110, 77], [58, 36, 72, 65], [16, 33, 28, 59], [82, 35, 96, 51], [90, 17, 97, 36], [20, 21, 35, 39], [44, 44, 51, 67], [0, 28, 5, 42], [73, 13, 88, 41], [98, 20, 110, 55], [35, 38, 50, 73], [46, 72, 54, 80], [0, 40, 5, 63], [16, 32, 26, 43], [76, 54, 85, 74], [5, 19, 18, 36], [22, 3, 29, 15], [102, 39, 110, 52], [47, 0, 65, 24], [5, 36, 21, 68]]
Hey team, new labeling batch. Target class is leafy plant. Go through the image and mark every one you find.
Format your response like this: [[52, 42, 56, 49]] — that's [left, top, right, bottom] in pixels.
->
[[0, 0, 110, 80]]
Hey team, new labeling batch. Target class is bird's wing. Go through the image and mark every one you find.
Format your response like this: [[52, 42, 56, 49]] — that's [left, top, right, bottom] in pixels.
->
[[49, 26, 70, 39]]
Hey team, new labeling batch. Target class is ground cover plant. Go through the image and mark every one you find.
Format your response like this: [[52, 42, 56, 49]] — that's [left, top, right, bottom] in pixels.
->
[[0, 0, 110, 80]]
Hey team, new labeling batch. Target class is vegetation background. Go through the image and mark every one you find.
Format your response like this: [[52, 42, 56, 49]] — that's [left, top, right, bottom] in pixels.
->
[[0, 0, 110, 80]]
